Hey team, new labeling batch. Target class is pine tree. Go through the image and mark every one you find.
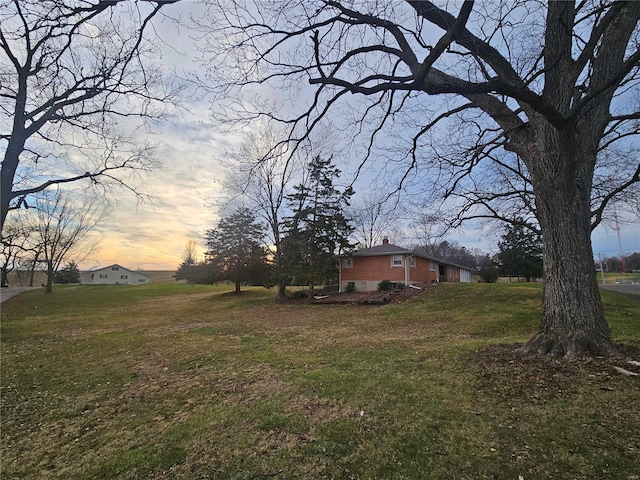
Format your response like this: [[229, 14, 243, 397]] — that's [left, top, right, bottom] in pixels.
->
[[205, 208, 267, 293], [282, 156, 354, 292], [54, 261, 80, 284], [496, 223, 543, 282]]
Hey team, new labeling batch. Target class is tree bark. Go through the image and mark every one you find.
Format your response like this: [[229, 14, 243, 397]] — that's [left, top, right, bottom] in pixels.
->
[[45, 260, 54, 294], [524, 202, 616, 358], [29, 253, 39, 287], [522, 123, 617, 358], [1, 140, 23, 233]]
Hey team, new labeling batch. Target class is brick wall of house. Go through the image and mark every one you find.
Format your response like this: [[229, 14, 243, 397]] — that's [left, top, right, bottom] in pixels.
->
[[341, 255, 406, 283], [409, 257, 439, 283]]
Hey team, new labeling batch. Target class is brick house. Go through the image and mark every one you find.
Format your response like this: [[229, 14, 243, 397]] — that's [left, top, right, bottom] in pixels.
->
[[338, 238, 472, 292]]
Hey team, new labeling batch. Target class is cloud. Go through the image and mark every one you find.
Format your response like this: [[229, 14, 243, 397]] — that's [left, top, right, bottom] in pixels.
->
[[76, 1, 640, 271], [79, 101, 244, 270]]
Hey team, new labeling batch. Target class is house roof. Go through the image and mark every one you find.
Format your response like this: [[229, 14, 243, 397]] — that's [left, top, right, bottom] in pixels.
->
[[85, 263, 129, 272], [351, 243, 413, 257], [411, 247, 473, 272], [345, 243, 473, 272]]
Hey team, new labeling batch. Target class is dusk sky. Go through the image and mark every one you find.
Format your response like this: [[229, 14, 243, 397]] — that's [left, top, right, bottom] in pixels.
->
[[59, 2, 638, 272]]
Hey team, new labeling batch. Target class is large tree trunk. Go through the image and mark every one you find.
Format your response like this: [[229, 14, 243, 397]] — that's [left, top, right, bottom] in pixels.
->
[[29, 253, 39, 287], [45, 261, 54, 294], [524, 199, 616, 358], [522, 125, 617, 358], [1, 266, 8, 287], [1, 145, 21, 234]]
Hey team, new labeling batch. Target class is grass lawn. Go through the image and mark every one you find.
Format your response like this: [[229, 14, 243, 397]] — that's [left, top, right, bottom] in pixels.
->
[[1, 283, 639, 479]]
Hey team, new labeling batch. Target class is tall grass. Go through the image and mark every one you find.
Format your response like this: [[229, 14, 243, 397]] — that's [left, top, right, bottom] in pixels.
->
[[1, 283, 639, 479]]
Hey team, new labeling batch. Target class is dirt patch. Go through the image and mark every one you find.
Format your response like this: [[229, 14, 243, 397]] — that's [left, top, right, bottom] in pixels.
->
[[298, 283, 432, 305]]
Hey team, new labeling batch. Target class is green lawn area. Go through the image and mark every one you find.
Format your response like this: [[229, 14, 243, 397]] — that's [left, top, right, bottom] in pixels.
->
[[1, 283, 639, 479]]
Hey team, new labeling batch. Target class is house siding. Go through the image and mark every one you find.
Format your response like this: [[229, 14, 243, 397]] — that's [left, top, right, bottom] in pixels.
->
[[339, 240, 473, 292], [460, 268, 472, 283], [81, 265, 150, 285], [409, 257, 439, 284], [341, 256, 406, 284], [340, 255, 441, 292], [446, 265, 460, 282]]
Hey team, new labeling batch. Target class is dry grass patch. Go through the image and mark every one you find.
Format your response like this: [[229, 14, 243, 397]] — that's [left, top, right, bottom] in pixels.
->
[[1, 283, 639, 479]]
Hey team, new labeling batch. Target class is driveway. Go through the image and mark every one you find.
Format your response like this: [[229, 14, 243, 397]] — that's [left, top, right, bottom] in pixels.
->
[[0, 287, 40, 304]]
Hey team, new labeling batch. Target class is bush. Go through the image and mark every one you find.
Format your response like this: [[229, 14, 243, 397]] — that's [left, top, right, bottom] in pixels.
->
[[54, 261, 80, 284], [377, 280, 392, 291], [345, 282, 356, 293], [291, 290, 308, 299], [479, 265, 499, 283]]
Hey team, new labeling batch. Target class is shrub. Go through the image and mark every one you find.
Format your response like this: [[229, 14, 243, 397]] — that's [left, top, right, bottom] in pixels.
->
[[345, 282, 356, 293], [377, 280, 392, 291], [291, 290, 308, 299], [54, 261, 80, 284], [479, 265, 499, 283]]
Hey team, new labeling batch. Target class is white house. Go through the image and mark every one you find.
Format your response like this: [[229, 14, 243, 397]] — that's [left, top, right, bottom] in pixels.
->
[[81, 264, 151, 285]]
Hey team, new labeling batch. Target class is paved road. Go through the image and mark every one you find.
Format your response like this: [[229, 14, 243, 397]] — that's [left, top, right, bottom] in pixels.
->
[[600, 284, 640, 298], [0, 287, 40, 304]]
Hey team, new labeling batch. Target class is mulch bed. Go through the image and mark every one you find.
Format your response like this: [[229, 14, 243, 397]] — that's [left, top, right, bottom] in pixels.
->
[[309, 283, 432, 305]]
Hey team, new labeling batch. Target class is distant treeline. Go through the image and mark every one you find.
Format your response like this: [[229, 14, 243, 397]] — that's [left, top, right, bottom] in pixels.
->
[[595, 252, 640, 273]]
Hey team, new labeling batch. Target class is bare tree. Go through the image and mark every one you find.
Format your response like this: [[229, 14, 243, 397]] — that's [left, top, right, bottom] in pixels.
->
[[202, 1, 640, 358], [348, 193, 401, 248], [405, 211, 449, 254], [182, 240, 199, 266], [30, 191, 108, 293], [0, 0, 181, 233], [220, 124, 304, 297], [0, 211, 34, 286]]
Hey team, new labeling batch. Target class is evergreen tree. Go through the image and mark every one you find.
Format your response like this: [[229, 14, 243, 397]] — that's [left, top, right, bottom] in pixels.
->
[[54, 261, 80, 284], [496, 223, 543, 282], [174, 260, 216, 285], [282, 156, 354, 291], [174, 241, 215, 284], [205, 208, 267, 294]]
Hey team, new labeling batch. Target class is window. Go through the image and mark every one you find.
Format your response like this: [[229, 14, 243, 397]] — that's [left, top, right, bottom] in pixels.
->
[[138, 278, 146, 283], [429, 260, 436, 271], [343, 258, 353, 268], [121, 275, 128, 279], [392, 255, 402, 267], [410, 257, 416, 268], [99, 274, 108, 278], [111, 266, 119, 271]]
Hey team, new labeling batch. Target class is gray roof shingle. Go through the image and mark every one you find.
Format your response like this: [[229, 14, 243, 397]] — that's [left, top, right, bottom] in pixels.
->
[[351, 243, 412, 256]]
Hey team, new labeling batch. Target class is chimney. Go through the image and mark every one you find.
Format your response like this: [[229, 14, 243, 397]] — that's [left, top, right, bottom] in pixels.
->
[[382, 237, 389, 245]]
